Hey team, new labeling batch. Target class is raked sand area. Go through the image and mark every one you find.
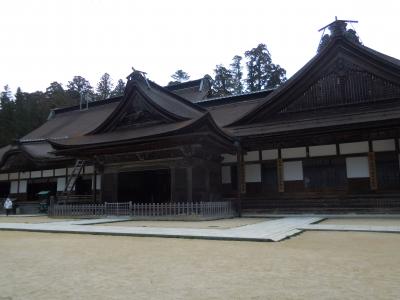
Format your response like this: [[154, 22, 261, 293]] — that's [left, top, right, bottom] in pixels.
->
[[1, 229, 400, 300]]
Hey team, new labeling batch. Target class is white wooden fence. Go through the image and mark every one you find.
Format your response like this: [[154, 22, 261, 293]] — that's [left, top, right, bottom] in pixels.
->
[[49, 201, 235, 218]]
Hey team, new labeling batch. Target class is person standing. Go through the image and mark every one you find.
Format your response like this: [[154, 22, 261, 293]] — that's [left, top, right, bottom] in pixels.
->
[[4, 196, 13, 216]]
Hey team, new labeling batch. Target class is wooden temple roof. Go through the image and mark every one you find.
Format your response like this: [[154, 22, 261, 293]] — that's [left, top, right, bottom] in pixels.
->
[[1, 28, 400, 168], [227, 35, 400, 127]]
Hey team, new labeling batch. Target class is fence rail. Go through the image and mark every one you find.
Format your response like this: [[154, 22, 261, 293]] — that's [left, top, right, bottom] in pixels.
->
[[49, 201, 235, 218]]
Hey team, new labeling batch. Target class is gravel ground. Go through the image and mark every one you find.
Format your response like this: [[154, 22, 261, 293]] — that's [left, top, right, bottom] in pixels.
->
[[0, 230, 399, 300]]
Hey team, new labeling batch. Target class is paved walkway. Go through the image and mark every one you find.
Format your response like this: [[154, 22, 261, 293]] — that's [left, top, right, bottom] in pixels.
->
[[0, 217, 322, 242], [298, 224, 400, 234]]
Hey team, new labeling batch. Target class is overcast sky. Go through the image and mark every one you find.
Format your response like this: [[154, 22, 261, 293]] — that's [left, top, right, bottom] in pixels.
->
[[1, 0, 400, 94]]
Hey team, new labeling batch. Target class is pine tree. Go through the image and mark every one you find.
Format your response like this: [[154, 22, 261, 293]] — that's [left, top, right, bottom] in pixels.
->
[[14, 87, 29, 138], [212, 65, 234, 97], [168, 70, 190, 85], [230, 55, 244, 95], [96, 73, 114, 100], [0, 85, 15, 145], [111, 79, 125, 97], [45, 82, 76, 108], [245, 43, 286, 91], [67, 76, 94, 100]]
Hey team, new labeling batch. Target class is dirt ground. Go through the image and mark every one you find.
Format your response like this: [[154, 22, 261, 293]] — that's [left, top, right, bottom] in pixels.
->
[[322, 217, 400, 226], [98, 218, 269, 229], [0, 216, 74, 223], [0, 231, 399, 300]]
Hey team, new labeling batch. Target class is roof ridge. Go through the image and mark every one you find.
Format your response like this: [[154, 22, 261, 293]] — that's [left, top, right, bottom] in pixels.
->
[[53, 96, 122, 115]]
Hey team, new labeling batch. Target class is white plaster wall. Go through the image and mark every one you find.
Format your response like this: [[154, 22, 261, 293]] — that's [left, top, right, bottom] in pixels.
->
[[309, 144, 337, 157], [221, 166, 231, 184], [19, 180, 27, 193], [9, 172, 18, 180], [222, 154, 237, 163], [96, 175, 101, 190], [31, 171, 42, 178], [244, 151, 259, 162], [54, 168, 66, 176], [281, 147, 306, 159], [19, 171, 30, 179], [10, 181, 18, 194], [340, 141, 368, 154], [42, 170, 53, 177], [85, 165, 94, 174], [346, 157, 369, 178], [372, 139, 395, 152], [283, 161, 303, 181], [57, 177, 66, 192], [245, 164, 261, 183], [261, 149, 278, 160]]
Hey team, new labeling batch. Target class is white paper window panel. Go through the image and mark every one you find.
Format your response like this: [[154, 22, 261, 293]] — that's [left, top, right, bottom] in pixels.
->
[[245, 164, 261, 183], [42, 169, 54, 177], [244, 151, 259, 162], [222, 154, 237, 163], [281, 147, 306, 159], [340, 141, 368, 154], [372, 139, 395, 152], [309, 144, 337, 157], [57, 177, 66, 192], [67, 167, 75, 175], [85, 165, 94, 174], [0, 173, 8, 181], [91, 175, 102, 190], [261, 149, 278, 160], [31, 171, 42, 178], [54, 168, 66, 176], [19, 180, 27, 193], [19, 171, 30, 179], [283, 161, 303, 181], [9, 172, 19, 180], [10, 181, 18, 194], [346, 157, 369, 178], [221, 166, 231, 184]]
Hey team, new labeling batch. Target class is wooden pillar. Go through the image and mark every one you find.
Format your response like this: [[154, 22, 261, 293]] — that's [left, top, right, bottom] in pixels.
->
[[277, 149, 284, 193], [205, 164, 211, 202], [92, 167, 97, 203], [170, 167, 176, 202], [236, 149, 245, 216], [187, 166, 193, 202], [368, 152, 378, 191], [368, 140, 378, 191]]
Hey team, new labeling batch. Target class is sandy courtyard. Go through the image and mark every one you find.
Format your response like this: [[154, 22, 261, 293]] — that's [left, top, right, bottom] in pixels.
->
[[97, 217, 269, 229], [0, 230, 399, 300]]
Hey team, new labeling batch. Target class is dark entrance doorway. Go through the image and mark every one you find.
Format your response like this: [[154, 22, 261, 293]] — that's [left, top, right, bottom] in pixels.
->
[[27, 179, 57, 201], [0, 182, 10, 198], [118, 169, 171, 203]]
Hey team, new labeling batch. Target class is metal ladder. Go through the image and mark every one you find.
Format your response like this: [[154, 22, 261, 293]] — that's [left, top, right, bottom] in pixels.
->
[[63, 160, 86, 200]]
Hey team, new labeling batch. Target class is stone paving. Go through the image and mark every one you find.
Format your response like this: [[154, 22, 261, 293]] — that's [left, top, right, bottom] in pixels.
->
[[2, 216, 400, 241], [298, 223, 400, 234], [0, 217, 322, 242]]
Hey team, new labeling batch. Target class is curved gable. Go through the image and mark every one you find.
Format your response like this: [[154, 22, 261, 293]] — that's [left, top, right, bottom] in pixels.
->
[[229, 36, 400, 126]]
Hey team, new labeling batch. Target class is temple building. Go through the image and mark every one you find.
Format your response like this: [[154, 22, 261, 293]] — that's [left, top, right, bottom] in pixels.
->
[[1, 20, 400, 214]]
